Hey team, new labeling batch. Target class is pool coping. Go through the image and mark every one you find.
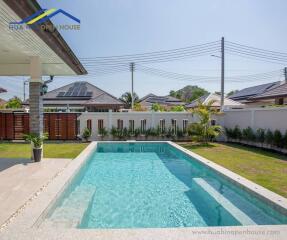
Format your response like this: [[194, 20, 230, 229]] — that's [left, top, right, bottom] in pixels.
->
[[1, 141, 287, 240]]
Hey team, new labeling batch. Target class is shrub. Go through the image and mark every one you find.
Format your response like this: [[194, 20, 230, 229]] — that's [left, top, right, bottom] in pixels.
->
[[82, 128, 91, 142], [233, 125, 242, 140], [225, 127, 233, 139], [176, 128, 184, 138], [265, 129, 274, 145], [256, 128, 265, 145], [242, 127, 255, 141], [134, 128, 141, 137], [98, 128, 108, 139], [283, 131, 287, 149], [273, 130, 283, 148]]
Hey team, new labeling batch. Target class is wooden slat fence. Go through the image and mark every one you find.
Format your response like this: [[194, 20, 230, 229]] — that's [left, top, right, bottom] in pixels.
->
[[0, 113, 79, 140]]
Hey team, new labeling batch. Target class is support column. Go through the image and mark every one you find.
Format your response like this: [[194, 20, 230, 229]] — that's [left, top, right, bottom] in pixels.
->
[[29, 56, 43, 136]]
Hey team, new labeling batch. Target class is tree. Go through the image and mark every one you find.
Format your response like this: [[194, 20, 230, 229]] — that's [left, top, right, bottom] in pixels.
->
[[170, 85, 209, 102], [188, 100, 222, 143], [170, 105, 185, 112], [151, 103, 165, 112], [119, 92, 139, 108], [5, 96, 22, 109]]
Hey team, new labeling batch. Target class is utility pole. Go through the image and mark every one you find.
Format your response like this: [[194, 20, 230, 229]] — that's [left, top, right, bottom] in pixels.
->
[[284, 67, 287, 83], [220, 37, 225, 112], [130, 62, 135, 110]]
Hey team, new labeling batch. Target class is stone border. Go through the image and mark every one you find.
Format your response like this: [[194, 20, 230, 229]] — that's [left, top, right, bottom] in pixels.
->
[[168, 142, 287, 214], [2, 141, 287, 240]]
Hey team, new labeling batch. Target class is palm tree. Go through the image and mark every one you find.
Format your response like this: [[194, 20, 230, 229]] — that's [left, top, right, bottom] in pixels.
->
[[188, 100, 222, 143], [119, 92, 139, 108]]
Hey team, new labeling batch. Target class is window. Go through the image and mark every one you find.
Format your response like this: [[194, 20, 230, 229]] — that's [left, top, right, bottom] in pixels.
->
[[129, 120, 135, 133], [171, 119, 177, 135], [140, 119, 147, 134], [87, 119, 92, 131], [159, 119, 165, 134], [98, 119, 104, 131], [183, 119, 188, 133], [117, 119, 123, 130]]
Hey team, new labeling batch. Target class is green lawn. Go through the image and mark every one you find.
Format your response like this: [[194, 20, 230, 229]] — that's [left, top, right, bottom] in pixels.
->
[[179, 142, 287, 198], [0, 143, 89, 159]]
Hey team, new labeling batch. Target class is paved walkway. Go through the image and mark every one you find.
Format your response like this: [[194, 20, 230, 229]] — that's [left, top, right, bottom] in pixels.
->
[[0, 158, 70, 226]]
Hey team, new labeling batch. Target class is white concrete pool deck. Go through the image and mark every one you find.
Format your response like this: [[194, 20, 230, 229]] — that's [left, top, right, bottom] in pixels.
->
[[1, 141, 287, 240], [0, 158, 71, 227]]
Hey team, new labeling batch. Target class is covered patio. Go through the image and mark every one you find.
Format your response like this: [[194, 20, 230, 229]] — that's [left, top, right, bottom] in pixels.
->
[[0, 0, 86, 159]]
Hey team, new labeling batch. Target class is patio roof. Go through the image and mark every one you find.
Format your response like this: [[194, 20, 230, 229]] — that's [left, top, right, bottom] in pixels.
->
[[0, 0, 87, 76]]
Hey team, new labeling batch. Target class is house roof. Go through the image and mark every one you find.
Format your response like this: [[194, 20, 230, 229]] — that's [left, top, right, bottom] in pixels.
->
[[0, 87, 7, 93], [139, 93, 185, 106], [251, 82, 287, 100], [229, 81, 281, 101], [0, 98, 6, 106], [186, 93, 244, 108], [26, 81, 124, 107]]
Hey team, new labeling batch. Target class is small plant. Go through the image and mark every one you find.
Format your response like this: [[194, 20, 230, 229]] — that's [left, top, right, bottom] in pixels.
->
[[242, 127, 255, 142], [273, 130, 283, 148], [98, 127, 108, 140], [110, 127, 118, 138], [265, 129, 274, 146], [283, 130, 287, 149], [24, 133, 48, 148], [123, 127, 129, 139], [134, 128, 141, 137], [176, 127, 184, 138], [24, 133, 48, 162], [233, 126, 242, 140], [82, 127, 91, 142], [256, 128, 265, 146]]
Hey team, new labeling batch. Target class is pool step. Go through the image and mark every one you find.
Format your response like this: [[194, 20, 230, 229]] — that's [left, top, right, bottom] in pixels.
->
[[193, 178, 256, 225], [42, 185, 95, 228]]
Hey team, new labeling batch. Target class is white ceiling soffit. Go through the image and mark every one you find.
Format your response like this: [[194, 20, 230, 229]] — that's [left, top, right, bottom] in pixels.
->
[[0, 0, 76, 76]]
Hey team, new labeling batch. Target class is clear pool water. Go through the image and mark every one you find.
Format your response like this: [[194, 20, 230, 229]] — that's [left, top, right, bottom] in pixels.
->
[[44, 143, 287, 229]]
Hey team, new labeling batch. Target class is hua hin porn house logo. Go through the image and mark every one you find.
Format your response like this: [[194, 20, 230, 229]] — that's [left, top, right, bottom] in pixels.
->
[[9, 8, 80, 31]]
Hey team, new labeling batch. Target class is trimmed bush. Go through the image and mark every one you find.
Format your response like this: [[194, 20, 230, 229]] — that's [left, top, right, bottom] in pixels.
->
[[273, 130, 283, 148], [265, 129, 274, 145], [233, 125, 242, 140], [242, 127, 256, 141], [256, 128, 265, 144], [283, 131, 287, 149]]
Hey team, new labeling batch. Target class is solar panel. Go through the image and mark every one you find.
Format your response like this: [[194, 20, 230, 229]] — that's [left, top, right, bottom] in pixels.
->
[[86, 91, 93, 97], [79, 86, 87, 96], [65, 91, 72, 97], [57, 92, 65, 97]]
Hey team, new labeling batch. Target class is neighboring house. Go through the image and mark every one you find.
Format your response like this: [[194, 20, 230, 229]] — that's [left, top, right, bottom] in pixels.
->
[[249, 82, 287, 105], [0, 98, 6, 108], [229, 81, 286, 107], [139, 93, 185, 110], [185, 93, 244, 110], [24, 81, 124, 112]]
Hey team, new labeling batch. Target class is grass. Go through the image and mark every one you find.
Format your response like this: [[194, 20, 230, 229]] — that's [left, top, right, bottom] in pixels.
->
[[179, 142, 287, 198], [0, 143, 89, 159]]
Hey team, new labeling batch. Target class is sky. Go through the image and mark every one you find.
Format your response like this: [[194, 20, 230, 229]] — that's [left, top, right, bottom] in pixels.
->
[[1, 0, 287, 100]]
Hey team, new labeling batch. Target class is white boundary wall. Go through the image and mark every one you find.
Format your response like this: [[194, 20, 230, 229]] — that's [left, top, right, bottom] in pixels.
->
[[78, 112, 196, 139], [219, 107, 287, 132]]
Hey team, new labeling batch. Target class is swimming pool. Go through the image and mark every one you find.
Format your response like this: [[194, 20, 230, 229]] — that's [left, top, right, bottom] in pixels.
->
[[43, 142, 287, 229]]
